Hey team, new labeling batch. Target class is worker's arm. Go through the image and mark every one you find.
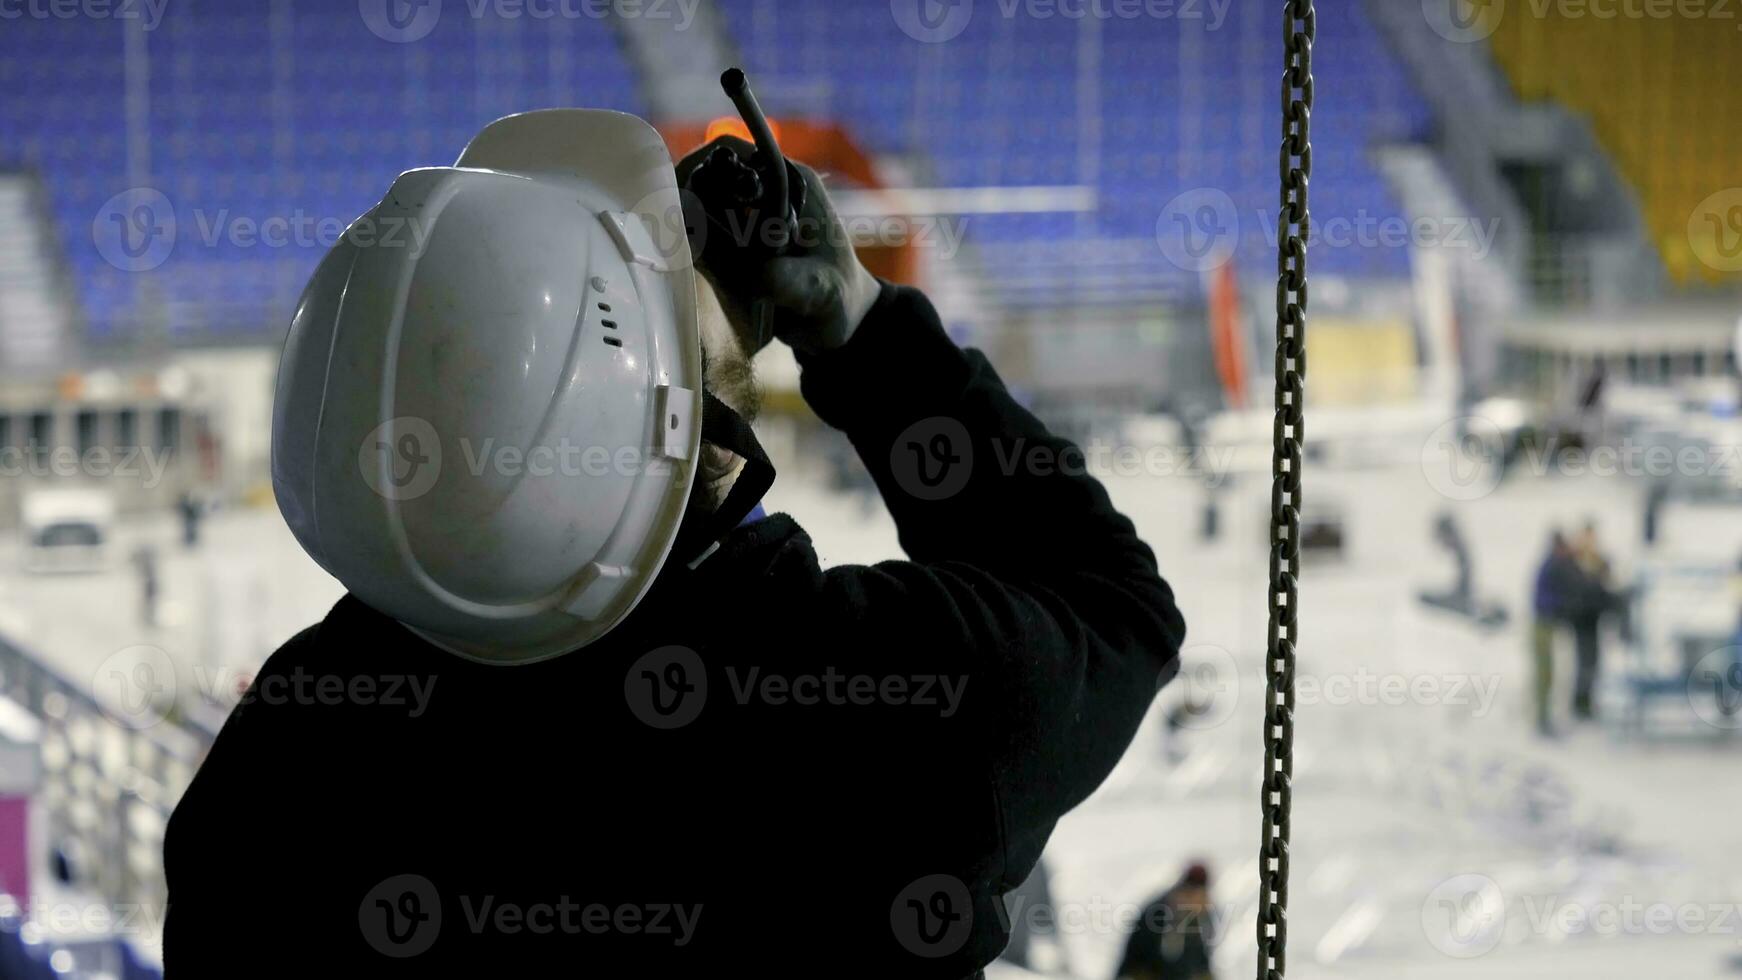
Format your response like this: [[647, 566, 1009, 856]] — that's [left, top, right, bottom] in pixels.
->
[[792, 279, 1185, 873], [680, 138, 1185, 874]]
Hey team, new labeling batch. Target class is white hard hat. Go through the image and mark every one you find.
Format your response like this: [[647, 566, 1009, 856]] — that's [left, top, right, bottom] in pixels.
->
[[272, 109, 704, 664]]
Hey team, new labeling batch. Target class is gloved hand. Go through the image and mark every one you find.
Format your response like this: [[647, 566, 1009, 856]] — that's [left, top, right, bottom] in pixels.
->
[[676, 135, 881, 356]]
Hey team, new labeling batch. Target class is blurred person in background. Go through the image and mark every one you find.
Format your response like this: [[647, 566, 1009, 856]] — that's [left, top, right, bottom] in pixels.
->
[[1531, 530, 1581, 736], [1115, 862, 1216, 980], [131, 543, 160, 629], [177, 491, 205, 549], [1570, 520, 1619, 721]]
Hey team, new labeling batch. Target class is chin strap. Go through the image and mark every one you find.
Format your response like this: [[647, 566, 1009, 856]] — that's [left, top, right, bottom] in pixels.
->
[[673, 389, 776, 568]]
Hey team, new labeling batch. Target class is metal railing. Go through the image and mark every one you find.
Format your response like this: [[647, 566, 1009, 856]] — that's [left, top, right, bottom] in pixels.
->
[[0, 636, 214, 923]]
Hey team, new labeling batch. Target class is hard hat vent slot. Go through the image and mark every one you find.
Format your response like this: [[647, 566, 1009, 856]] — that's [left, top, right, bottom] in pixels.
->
[[597, 302, 611, 313], [602, 336, 623, 348], [601, 319, 618, 330]]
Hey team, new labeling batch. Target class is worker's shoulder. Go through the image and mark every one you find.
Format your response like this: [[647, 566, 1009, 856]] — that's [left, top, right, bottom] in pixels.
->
[[259, 593, 425, 675]]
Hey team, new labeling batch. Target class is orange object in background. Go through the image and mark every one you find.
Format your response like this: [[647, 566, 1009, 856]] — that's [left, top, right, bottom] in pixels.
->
[[1207, 262, 1249, 411], [703, 115, 782, 146], [660, 118, 917, 287]]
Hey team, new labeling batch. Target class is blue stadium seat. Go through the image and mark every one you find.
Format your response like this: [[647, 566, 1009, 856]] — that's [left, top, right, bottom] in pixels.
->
[[0, 0, 1430, 332]]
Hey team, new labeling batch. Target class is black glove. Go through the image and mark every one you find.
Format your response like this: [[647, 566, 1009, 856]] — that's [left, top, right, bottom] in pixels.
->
[[676, 135, 880, 356]]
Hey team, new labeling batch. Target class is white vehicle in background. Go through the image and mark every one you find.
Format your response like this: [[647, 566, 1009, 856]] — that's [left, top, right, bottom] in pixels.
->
[[20, 489, 116, 574]]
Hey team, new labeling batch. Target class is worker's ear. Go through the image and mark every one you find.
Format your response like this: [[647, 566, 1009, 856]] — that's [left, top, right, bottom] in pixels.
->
[[695, 272, 758, 382]]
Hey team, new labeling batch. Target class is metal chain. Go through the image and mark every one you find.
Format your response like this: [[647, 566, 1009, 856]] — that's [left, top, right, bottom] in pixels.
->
[[1258, 2, 1311, 979]]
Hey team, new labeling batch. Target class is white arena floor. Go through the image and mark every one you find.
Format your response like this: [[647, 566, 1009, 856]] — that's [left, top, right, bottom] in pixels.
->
[[1, 439, 1738, 978]]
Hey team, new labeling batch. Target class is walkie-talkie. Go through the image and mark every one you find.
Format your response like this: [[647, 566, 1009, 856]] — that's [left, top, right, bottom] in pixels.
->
[[681, 68, 806, 350]]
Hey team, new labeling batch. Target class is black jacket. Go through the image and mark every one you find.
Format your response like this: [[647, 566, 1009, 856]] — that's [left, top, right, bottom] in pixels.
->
[[163, 282, 1185, 978]]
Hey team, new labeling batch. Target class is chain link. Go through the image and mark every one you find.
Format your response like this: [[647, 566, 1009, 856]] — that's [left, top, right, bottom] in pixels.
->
[[1258, 2, 1312, 979]]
